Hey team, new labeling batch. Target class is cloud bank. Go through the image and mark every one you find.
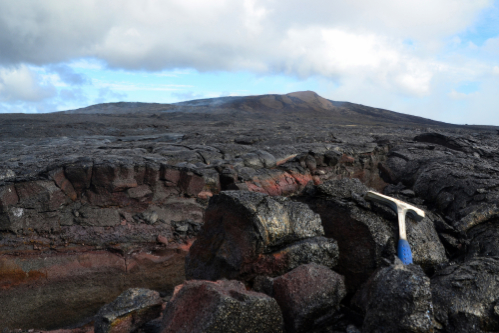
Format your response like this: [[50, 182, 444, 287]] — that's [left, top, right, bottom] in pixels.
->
[[0, 0, 498, 123]]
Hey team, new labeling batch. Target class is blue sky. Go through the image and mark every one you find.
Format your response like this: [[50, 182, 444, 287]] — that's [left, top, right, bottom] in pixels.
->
[[0, 0, 498, 125]]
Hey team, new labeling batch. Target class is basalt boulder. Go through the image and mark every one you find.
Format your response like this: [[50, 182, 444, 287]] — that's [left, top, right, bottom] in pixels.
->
[[300, 178, 447, 291], [352, 262, 434, 333], [186, 191, 339, 282], [160, 279, 284, 333], [272, 263, 347, 333]]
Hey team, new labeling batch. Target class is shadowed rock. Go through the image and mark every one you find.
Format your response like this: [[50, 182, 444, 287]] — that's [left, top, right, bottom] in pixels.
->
[[431, 258, 499, 333], [352, 262, 434, 333], [186, 191, 339, 281], [160, 279, 284, 333], [301, 178, 447, 291], [272, 263, 347, 333], [94, 288, 163, 333]]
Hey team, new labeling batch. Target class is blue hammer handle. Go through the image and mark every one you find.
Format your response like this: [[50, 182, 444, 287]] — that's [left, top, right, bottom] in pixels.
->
[[397, 239, 413, 265]]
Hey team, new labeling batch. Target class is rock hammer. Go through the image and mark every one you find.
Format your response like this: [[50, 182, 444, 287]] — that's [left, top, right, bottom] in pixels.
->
[[365, 191, 425, 265]]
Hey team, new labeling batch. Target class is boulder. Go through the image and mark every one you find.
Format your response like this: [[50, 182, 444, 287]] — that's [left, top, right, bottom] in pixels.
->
[[94, 288, 163, 333], [186, 191, 338, 281], [431, 257, 499, 333], [272, 263, 346, 333], [352, 262, 434, 333], [301, 178, 446, 291], [160, 279, 284, 333]]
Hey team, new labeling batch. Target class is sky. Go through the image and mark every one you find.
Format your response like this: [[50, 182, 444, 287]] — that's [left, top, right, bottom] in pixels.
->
[[0, 0, 498, 125]]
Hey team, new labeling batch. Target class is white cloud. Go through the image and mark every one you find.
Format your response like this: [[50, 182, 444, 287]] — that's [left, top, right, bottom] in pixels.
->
[[0, 0, 492, 70], [493, 66, 499, 75], [448, 89, 477, 99], [0, 0, 496, 114], [0, 65, 56, 102]]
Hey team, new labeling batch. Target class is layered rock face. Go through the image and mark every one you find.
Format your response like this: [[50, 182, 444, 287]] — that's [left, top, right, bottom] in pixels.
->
[[1, 118, 390, 329]]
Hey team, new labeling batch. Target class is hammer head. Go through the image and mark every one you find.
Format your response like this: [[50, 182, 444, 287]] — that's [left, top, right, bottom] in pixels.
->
[[365, 191, 424, 265], [365, 191, 425, 221]]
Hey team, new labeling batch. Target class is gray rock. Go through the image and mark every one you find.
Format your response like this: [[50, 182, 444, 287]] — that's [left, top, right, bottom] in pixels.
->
[[383, 140, 499, 220], [161, 279, 284, 333], [94, 288, 163, 333], [186, 191, 334, 281], [352, 263, 434, 333], [400, 189, 415, 197], [76, 206, 121, 227], [431, 258, 499, 332], [241, 150, 277, 169]]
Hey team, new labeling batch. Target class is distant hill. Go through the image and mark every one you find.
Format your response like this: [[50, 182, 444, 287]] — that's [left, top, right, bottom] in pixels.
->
[[61, 90, 455, 127]]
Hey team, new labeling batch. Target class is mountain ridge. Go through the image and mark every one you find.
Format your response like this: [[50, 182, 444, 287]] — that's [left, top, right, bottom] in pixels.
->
[[60, 90, 455, 127]]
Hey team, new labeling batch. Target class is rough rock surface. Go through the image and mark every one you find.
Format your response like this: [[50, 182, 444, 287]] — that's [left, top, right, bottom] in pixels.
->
[[160, 279, 284, 333], [352, 262, 434, 333], [186, 191, 339, 281], [94, 288, 163, 333], [300, 178, 447, 291], [382, 132, 499, 223], [272, 263, 347, 333], [431, 257, 499, 333]]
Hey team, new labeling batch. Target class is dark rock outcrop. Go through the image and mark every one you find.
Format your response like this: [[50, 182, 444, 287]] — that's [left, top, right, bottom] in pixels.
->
[[352, 262, 434, 333], [382, 134, 499, 221], [186, 191, 339, 281], [431, 258, 499, 333], [160, 279, 284, 333]]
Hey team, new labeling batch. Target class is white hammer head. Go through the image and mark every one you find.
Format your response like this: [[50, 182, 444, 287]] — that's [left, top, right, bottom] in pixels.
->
[[366, 189, 426, 236]]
